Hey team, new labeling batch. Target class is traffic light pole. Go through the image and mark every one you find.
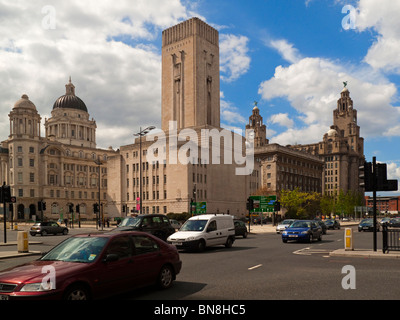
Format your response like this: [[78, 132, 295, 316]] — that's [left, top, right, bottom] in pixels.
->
[[2, 185, 6, 244], [372, 157, 377, 252]]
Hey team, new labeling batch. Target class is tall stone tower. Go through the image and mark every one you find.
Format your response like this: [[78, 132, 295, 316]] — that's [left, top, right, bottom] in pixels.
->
[[246, 102, 268, 147], [161, 17, 220, 131]]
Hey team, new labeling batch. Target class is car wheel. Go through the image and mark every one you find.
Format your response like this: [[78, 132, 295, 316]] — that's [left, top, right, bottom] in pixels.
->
[[243, 231, 248, 238], [225, 237, 233, 248], [158, 265, 174, 289], [41, 230, 47, 236], [309, 234, 313, 243], [197, 239, 206, 252], [318, 234, 322, 241], [63, 229, 68, 235], [63, 284, 90, 300], [282, 239, 287, 243]]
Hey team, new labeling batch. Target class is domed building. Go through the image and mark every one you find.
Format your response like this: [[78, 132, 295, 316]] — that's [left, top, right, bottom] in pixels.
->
[[0, 79, 116, 222]]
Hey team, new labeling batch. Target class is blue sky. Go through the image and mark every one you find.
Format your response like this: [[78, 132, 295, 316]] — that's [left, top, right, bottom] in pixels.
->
[[1, 0, 399, 194]]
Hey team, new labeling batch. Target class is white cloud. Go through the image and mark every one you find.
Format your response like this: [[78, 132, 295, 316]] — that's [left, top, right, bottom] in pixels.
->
[[355, 0, 400, 73], [219, 34, 251, 82], [220, 100, 247, 125], [0, 0, 192, 149], [268, 113, 294, 128], [258, 50, 400, 145], [269, 39, 302, 64]]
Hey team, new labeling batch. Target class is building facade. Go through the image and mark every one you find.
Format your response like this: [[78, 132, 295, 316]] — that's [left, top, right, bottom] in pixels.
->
[[106, 17, 259, 219], [0, 79, 116, 222], [289, 86, 365, 196]]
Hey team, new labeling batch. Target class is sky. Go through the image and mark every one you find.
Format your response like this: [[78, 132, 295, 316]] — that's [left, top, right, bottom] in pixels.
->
[[1, 0, 400, 195]]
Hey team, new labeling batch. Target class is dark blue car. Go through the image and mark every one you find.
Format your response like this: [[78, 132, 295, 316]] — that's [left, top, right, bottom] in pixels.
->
[[281, 220, 322, 243]]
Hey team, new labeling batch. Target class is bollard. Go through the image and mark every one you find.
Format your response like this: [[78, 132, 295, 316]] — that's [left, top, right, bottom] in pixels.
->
[[14, 223, 18, 230], [344, 228, 354, 251], [17, 231, 29, 253]]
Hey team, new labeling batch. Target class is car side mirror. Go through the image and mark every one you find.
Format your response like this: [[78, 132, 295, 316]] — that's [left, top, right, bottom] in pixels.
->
[[103, 253, 119, 262]]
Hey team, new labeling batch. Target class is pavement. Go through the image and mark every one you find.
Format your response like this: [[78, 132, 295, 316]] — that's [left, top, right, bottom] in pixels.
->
[[1, 221, 399, 260]]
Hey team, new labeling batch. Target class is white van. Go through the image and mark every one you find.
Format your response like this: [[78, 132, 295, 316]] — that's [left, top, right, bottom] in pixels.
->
[[167, 214, 236, 252]]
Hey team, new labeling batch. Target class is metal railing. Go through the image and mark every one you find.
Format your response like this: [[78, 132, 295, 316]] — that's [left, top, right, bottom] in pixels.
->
[[382, 226, 400, 253]]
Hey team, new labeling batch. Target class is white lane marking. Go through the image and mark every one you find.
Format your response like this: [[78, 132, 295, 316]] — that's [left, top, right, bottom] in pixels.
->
[[248, 264, 262, 270]]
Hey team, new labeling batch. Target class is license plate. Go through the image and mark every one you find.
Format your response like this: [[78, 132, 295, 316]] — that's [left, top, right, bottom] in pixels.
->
[[0, 295, 9, 300], [289, 235, 298, 237], [174, 242, 182, 246]]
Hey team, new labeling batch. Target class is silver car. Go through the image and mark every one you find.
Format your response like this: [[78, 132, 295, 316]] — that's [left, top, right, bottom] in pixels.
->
[[276, 219, 296, 234], [30, 221, 69, 236]]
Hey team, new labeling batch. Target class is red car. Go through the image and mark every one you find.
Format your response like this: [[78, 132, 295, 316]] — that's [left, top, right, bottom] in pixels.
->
[[0, 231, 182, 300]]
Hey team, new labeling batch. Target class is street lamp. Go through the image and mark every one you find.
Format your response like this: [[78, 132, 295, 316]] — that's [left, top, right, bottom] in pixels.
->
[[133, 126, 156, 215], [93, 159, 103, 230]]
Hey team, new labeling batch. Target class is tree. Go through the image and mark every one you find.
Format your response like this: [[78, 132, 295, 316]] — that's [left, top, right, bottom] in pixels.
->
[[280, 188, 321, 219]]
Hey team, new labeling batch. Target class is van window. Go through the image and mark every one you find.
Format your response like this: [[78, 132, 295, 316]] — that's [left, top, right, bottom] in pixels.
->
[[207, 221, 217, 232], [181, 220, 207, 231]]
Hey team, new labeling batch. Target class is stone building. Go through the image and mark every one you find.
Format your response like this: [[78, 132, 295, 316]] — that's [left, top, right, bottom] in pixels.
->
[[246, 104, 324, 195], [289, 86, 365, 195], [106, 17, 259, 219], [0, 79, 116, 221]]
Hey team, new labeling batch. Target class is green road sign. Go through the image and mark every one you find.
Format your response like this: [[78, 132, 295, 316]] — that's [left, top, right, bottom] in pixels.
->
[[249, 195, 277, 212], [192, 202, 207, 215]]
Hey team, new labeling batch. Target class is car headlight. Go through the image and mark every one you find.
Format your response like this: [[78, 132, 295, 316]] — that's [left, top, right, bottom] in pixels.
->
[[282, 231, 287, 235], [20, 282, 54, 292], [186, 237, 195, 241]]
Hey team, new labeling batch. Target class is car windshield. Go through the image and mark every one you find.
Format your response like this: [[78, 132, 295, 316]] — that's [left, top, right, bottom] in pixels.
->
[[361, 219, 372, 224], [281, 220, 293, 225], [290, 221, 311, 228], [41, 236, 108, 263], [180, 220, 207, 231], [119, 217, 141, 227]]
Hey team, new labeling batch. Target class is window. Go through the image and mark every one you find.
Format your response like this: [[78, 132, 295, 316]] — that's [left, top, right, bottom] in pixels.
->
[[132, 235, 159, 255], [105, 236, 133, 259]]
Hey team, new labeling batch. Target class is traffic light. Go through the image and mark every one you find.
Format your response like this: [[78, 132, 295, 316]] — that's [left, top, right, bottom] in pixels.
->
[[377, 163, 398, 192], [246, 197, 254, 211], [359, 161, 373, 192], [274, 201, 281, 212], [93, 203, 99, 213], [1, 185, 11, 202], [69, 203, 74, 213], [38, 201, 42, 211], [76, 204, 80, 213], [42, 202, 46, 211]]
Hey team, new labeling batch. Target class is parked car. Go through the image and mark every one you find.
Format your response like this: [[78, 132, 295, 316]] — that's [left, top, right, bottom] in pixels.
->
[[30, 222, 68, 236], [234, 219, 248, 238], [358, 218, 381, 232], [114, 214, 175, 241], [0, 231, 182, 300], [167, 214, 236, 251], [281, 220, 322, 243], [387, 217, 400, 227], [276, 219, 296, 234], [380, 217, 391, 226], [324, 219, 341, 230]]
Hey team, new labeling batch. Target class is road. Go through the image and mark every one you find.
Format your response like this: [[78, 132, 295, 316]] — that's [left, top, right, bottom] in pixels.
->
[[1, 225, 400, 301]]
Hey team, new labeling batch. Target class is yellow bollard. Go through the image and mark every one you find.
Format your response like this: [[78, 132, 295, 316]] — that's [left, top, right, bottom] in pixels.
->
[[17, 231, 29, 253], [14, 223, 18, 230], [344, 228, 354, 251]]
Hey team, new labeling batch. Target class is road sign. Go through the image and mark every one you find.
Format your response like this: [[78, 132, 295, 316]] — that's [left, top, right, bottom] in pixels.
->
[[192, 202, 207, 215], [249, 195, 277, 212]]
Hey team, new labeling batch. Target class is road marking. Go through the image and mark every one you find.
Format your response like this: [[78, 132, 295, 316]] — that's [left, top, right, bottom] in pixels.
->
[[248, 264, 262, 270]]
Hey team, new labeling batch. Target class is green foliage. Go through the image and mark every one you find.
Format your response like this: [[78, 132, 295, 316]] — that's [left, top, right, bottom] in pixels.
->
[[166, 212, 191, 222]]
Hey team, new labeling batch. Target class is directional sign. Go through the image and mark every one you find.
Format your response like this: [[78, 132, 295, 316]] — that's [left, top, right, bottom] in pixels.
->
[[249, 195, 277, 212], [192, 202, 207, 215]]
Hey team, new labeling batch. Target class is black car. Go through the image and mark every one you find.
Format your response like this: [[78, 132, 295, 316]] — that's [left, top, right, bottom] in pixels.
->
[[234, 220, 248, 238], [387, 218, 400, 227], [324, 219, 341, 230], [358, 218, 381, 232], [315, 220, 327, 234], [114, 214, 175, 241]]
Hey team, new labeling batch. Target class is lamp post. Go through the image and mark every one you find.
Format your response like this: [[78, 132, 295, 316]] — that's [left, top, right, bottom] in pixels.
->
[[94, 159, 103, 230], [133, 126, 155, 215]]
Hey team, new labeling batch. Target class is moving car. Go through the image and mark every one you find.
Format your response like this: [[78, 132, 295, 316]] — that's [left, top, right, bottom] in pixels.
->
[[169, 219, 182, 230], [276, 219, 296, 234], [281, 220, 322, 243], [114, 214, 175, 241], [315, 220, 327, 234], [0, 231, 181, 300], [324, 219, 341, 230], [234, 219, 248, 238], [358, 218, 381, 232], [30, 222, 68, 236], [167, 214, 236, 251], [387, 217, 400, 227]]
